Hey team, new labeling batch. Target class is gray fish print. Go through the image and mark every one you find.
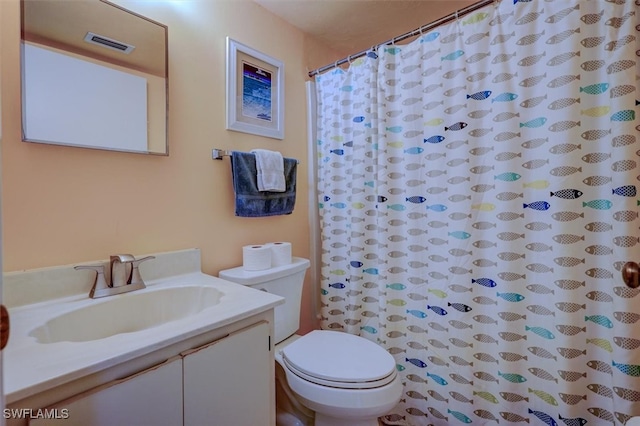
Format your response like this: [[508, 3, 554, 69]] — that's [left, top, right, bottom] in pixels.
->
[[610, 85, 636, 99], [466, 52, 491, 64], [465, 31, 490, 45], [604, 35, 636, 51], [522, 137, 549, 149], [526, 284, 554, 295], [550, 166, 582, 177], [548, 97, 580, 110], [585, 245, 613, 255], [607, 60, 636, 75], [466, 71, 492, 83], [581, 35, 605, 48], [519, 73, 546, 87], [491, 31, 515, 45], [492, 72, 518, 83], [546, 28, 580, 45], [547, 50, 580, 67], [547, 74, 580, 88], [520, 94, 548, 108], [549, 143, 581, 155], [605, 11, 635, 28], [545, 4, 579, 24], [580, 59, 606, 72], [515, 9, 544, 25], [518, 52, 546, 67], [490, 11, 514, 26], [517, 30, 545, 46], [580, 9, 604, 25], [493, 112, 520, 122]]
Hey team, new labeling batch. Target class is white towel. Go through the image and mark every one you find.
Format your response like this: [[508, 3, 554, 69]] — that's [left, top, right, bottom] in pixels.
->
[[250, 149, 286, 192]]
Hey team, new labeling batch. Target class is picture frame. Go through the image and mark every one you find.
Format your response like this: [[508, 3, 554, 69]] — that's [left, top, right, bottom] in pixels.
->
[[226, 37, 284, 140]]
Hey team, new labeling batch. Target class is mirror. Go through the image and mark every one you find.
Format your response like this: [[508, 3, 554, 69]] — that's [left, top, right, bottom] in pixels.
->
[[20, 0, 168, 155]]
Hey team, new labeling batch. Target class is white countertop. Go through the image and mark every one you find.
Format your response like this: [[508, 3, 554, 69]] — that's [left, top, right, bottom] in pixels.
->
[[3, 249, 284, 405]]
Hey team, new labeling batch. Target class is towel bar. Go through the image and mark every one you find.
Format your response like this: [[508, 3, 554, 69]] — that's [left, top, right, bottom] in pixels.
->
[[212, 148, 299, 163]]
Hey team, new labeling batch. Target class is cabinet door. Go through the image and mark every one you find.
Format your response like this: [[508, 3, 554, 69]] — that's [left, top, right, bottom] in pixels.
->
[[29, 356, 183, 426], [183, 321, 272, 426]]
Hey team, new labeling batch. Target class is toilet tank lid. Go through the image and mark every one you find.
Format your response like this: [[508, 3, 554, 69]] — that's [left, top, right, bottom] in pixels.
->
[[219, 257, 310, 286]]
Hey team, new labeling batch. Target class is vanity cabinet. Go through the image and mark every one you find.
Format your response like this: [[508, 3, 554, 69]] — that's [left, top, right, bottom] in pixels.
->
[[183, 321, 271, 426], [24, 320, 273, 426], [29, 357, 183, 426]]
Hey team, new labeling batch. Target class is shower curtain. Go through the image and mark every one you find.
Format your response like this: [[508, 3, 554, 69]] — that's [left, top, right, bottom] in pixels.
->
[[315, 0, 640, 424]]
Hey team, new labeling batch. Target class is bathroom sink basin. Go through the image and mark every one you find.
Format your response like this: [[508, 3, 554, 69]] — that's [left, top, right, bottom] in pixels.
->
[[29, 286, 224, 343]]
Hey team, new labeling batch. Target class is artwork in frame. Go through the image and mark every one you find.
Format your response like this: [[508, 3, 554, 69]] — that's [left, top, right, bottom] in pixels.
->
[[226, 37, 284, 140]]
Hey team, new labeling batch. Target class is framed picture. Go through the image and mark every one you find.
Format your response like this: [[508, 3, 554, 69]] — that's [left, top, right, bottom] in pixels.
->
[[226, 37, 284, 140]]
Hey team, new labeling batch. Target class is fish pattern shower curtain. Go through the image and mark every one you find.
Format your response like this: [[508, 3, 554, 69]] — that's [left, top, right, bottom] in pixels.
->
[[315, 0, 639, 424]]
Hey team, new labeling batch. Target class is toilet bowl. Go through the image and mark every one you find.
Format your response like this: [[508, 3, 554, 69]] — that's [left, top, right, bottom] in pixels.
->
[[219, 258, 402, 426], [276, 331, 403, 426]]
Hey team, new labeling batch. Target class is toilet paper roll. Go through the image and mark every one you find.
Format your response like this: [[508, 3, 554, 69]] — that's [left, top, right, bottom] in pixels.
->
[[242, 245, 272, 271], [267, 242, 292, 267]]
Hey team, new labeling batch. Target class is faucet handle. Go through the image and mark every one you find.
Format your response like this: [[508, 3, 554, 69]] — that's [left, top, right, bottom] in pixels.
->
[[74, 264, 109, 298], [129, 256, 155, 285]]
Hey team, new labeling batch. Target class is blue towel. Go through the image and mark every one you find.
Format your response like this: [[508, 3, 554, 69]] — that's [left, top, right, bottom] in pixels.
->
[[230, 151, 297, 217]]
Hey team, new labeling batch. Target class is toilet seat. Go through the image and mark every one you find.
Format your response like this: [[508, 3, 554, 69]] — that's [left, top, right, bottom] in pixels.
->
[[280, 330, 397, 389]]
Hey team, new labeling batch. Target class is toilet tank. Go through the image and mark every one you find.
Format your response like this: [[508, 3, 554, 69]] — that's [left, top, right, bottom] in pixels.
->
[[219, 257, 310, 344]]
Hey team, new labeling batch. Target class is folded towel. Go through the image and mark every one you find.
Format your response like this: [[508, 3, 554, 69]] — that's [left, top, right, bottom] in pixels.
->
[[230, 151, 297, 217], [250, 149, 285, 192]]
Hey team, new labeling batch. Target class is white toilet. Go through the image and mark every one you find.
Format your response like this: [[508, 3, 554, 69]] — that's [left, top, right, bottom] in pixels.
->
[[219, 257, 403, 426]]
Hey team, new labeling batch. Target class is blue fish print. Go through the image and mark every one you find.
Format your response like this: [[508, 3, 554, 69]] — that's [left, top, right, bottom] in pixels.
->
[[377, 196, 388, 202], [366, 51, 378, 59], [492, 92, 518, 102], [525, 325, 555, 339], [612, 185, 637, 196], [426, 204, 447, 212], [406, 196, 427, 204], [396, 364, 405, 372], [580, 83, 609, 94], [514, 0, 533, 4], [330, 149, 344, 155], [342, 140, 354, 147], [350, 261, 363, 268], [404, 147, 424, 154], [585, 314, 613, 328], [339, 85, 353, 92], [330, 202, 346, 208], [427, 305, 448, 316], [448, 231, 471, 239], [611, 109, 635, 121], [363, 268, 379, 275], [386, 283, 406, 290], [424, 135, 445, 144], [360, 326, 377, 334], [467, 90, 492, 100], [528, 408, 558, 426], [406, 358, 428, 368], [523, 201, 551, 211], [328, 283, 345, 289], [441, 50, 464, 61], [497, 292, 525, 302], [386, 126, 403, 133], [472, 278, 497, 288], [520, 117, 547, 128], [426, 372, 448, 386], [448, 409, 472, 424], [406, 309, 427, 318], [352, 116, 365, 123], [582, 199, 612, 210], [612, 361, 640, 377], [384, 47, 401, 55], [420, 32, 440, 42], [387, 204, 406, 211], [495, 172, 522, 181]]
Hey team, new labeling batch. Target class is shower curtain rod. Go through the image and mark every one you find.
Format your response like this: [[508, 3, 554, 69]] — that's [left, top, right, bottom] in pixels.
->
[[308, 0, 496, 78]]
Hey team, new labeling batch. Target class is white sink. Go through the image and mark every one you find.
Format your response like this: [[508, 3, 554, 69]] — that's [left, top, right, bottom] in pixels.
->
[[29, 285, 224, 343]]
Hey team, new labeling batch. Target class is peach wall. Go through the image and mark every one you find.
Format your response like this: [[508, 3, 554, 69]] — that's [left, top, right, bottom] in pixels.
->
[[0, 0, 341, 334]]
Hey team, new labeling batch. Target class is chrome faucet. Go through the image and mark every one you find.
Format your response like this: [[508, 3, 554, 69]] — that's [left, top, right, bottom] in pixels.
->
[[75, 254, 155, 298]]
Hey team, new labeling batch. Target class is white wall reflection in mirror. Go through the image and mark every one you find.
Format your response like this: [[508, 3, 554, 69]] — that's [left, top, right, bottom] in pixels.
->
[[21, 0, 168, 155]]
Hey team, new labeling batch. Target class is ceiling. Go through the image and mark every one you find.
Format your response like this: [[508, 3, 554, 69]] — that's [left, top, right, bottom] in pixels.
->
[[254, 0, 479, 57]]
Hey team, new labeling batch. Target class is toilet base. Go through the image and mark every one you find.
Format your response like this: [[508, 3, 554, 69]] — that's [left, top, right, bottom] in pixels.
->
[[314, 413, 379, 426]]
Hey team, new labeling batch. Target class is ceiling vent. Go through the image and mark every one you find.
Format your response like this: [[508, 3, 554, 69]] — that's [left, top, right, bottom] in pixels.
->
[[83, 32, 135, 54]]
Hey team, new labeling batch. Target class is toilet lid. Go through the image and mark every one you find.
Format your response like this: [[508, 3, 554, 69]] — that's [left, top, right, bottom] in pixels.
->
[[281, 330, 396, 389]]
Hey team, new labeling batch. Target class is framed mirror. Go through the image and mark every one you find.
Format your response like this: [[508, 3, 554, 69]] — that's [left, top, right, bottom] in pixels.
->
[[20, 0, 168, 155]]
